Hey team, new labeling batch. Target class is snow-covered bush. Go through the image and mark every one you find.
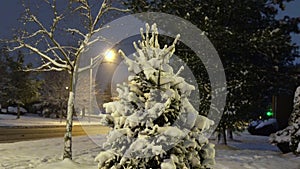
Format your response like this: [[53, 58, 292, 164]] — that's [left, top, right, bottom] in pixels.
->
[[96, 23, 215, 168], [270, 86, 300, 155]]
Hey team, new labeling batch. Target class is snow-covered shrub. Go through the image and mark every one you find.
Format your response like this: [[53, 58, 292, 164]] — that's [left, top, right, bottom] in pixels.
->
[[270, 86, 300, 155], [96, 23, 215, 168]]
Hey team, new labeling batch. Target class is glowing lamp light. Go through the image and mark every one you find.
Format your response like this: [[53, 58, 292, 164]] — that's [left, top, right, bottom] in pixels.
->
[[104, 49, 116, 62]]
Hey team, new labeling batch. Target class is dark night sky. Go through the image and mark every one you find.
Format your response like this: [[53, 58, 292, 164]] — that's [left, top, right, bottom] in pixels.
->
[[0, 1, 23, 39], [0, 1, 299, 49]]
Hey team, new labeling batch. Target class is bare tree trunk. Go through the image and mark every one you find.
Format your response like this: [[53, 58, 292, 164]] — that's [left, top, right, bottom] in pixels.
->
[[223, 127, 227, 145], [217, 132, 221, 144], [63, 69, 78, 159], [228, 128, 233, 140], [16, 104, 20, 119], [63, 91, 75, 159]]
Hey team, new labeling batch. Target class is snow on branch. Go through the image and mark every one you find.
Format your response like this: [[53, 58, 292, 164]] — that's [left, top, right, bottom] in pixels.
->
[[91, 0, 108, 30], [24, 61, 66, 72], [9, 41, 71, 71], [23, 5, 74, 69], [91, 25, 110, 35], [21, 30, 46, 39], [105, 6, 131, 13], [48, 0, 64, 34], [91, 0, 130, 34], [42, 38, 70, 64], [66, 28, 85, 37], [86, 35, 109, 46]]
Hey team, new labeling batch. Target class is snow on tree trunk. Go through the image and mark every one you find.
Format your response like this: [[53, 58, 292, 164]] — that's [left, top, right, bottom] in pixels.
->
[[96, 23, 215, 169], [270, 86, 300, 155], [63, 91, 75, 159]]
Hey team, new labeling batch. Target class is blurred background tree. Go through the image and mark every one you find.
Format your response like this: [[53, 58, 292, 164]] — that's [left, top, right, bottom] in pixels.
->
[[0, 47, 41, 118], [40, 71, 69, 120]]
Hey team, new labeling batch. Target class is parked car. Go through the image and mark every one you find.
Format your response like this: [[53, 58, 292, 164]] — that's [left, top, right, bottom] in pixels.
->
[[0, 108, 7, 113], [248, 118, 279, 136], [7, 106, 27, 115]]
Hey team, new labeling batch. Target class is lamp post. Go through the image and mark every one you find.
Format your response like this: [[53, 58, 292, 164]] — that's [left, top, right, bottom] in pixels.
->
[[89, 57, 93, 122], [78, 49, 116, 121]]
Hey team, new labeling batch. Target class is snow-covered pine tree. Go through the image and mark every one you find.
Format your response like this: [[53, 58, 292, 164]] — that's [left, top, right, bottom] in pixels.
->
[[270, 86, 300, 155], [96, 23, 215, 169], [290, 86, 300, 154]]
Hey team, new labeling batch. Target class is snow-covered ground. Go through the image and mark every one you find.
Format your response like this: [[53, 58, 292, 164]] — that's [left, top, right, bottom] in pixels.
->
[[0, 113, 101, 127], [0, 114, 299, 169], [0, 136, 103, 169], [0, 132, 299, 169], [214, 133, 300, 169]]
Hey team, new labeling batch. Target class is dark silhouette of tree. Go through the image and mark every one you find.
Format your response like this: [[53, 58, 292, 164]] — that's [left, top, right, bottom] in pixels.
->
[[5, 50, 40, 119], [125, 0, 300, 144], [40, 71, 69, 120]]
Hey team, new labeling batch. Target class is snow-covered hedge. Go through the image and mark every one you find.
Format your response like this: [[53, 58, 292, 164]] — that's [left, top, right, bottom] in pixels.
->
[[96, 24, 215, 169]]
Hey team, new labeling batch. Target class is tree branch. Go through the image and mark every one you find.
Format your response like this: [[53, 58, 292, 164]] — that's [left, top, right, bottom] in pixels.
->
[[105, 7, 131, 13], [91, 0, 108, 31], [66, 28, 85, 37], [12, 41, 71, 71], [29, 9, 74, 70]]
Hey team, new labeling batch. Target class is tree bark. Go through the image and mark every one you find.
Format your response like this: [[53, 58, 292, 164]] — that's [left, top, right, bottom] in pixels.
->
[[16, 104, 20, 119], [228, 128, 233, 140], [217, 132, 221, 144], [63, 91, 74, 159], [223, 127, 227, 145]]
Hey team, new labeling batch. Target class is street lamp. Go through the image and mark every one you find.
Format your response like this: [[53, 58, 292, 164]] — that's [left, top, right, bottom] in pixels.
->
[[104, 49, 116, 62], [77, 48, 118, 122], [77, 49, 117, 121]]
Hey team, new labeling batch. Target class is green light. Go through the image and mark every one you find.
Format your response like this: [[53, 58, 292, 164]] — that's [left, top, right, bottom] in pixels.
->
[[266, 111, 273, 117]]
